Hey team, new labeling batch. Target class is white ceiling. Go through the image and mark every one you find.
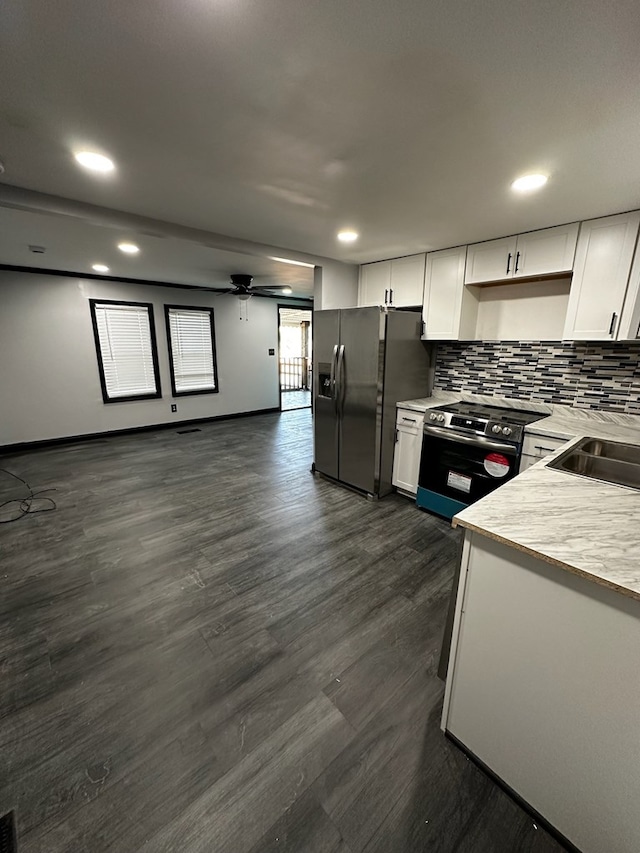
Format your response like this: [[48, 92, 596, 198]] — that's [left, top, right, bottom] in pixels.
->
[[0, 207, 315, 295], [1, 0, 640, 267]]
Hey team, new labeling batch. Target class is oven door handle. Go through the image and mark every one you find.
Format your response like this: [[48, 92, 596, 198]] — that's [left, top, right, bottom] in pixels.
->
[[422, 424, 516, 454]]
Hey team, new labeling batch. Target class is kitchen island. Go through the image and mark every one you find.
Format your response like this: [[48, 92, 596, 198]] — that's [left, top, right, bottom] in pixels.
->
[[441, 432, 640, 853]]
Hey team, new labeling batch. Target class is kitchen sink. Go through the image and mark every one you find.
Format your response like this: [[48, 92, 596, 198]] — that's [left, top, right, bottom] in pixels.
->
[[579, 438, 640, 465], [547, 437, 640, 491]]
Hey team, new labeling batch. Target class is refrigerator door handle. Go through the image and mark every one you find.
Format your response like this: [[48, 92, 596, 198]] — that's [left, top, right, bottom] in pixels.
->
[[336, 344, 346, 414], [330, 344, 339, 413]]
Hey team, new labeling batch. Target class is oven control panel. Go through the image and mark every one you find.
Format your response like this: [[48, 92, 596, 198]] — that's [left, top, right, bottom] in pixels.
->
[[427, 410, 523, 443], [451, 415, 484, 432]]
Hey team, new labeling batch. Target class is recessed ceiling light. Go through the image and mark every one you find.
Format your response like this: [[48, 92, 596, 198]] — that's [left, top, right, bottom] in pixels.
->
[[270, 256, 315, 269], [337, 229, 359, 243], [92, 263, 110, 273], [74, 151, 115, 173], [117, 242, 139, 254], [281, 287, 293, 295], [511, 174, 548, 192]]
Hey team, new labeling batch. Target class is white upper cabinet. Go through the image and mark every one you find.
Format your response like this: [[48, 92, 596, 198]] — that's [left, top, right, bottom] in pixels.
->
[[359, 260, 391, 306], [390, 254, 426, 307], [422, 246, 471, 340], [513, 223, 579, 278], [358, 254, 425, 308], [563, 212, 640, 341], [465, 223, 579, 284], [465, 236, 517, 284], [618, 239, 640, 340]]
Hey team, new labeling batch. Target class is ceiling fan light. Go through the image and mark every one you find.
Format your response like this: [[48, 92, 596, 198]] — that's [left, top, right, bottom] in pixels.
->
[[237, 292, 252, 301]]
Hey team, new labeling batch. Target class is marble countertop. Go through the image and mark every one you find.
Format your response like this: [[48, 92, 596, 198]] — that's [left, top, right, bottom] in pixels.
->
[[453, 424, 640, 602], [398, 392, 640, 601]]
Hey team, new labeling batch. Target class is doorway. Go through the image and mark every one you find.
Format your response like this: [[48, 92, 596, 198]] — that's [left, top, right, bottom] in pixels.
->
[[278, 307, 313, 411]]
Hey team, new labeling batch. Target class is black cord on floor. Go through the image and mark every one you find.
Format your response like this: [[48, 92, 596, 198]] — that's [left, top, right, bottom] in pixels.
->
[[0, 468, 57, 524]]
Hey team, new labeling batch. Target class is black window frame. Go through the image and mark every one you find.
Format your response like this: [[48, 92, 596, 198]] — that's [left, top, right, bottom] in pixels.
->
[[89, 298, 162, 404], [164, 304, 220, 398]]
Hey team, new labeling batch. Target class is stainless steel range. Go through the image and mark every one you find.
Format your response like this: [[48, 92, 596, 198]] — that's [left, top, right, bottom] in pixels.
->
[[417, 401, 546, 519]]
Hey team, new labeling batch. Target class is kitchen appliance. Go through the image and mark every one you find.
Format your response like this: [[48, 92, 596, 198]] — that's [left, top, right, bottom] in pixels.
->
[[417, 401, 546, 519], [313, 307, 434, 498]]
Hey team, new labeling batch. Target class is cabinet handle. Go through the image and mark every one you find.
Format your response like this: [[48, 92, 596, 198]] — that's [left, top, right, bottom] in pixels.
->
[[506, 253, 512, 274], [389, 288, 394, 304], [515, 251, 520, 273], [609, 312, 618, 336], [535, 445, 557, 453], [402, 417, 417, 423], [384, 289, 388, 305], [395, 429, 399, 443]]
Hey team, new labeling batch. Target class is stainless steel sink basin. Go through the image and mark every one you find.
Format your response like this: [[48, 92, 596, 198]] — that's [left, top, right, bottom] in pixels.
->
[[579, 438, 640, 465], [547, 437, 640, 491]]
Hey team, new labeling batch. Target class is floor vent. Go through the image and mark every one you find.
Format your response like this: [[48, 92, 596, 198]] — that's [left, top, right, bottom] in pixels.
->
[[0, 811, 17, 853], [177, 428, 202, 434]]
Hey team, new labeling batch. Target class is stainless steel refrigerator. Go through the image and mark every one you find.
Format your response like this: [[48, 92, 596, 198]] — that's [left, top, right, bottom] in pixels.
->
[[313, 307, 434, 498]]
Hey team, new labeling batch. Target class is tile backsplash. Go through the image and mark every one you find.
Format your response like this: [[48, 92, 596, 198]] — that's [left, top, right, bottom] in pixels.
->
[[434, 341, 640, 414]]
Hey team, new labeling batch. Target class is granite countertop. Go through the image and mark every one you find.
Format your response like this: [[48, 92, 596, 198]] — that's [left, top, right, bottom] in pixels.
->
[[398, 392, 640, 601]]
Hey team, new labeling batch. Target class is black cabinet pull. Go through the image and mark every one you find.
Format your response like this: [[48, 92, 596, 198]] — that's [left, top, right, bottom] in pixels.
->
[[389, 288, 394, 303], [515, 251, 520, 273], [609, 312, 617, 336], [384, 289, 388, 304], [506, 253, 512, 274]]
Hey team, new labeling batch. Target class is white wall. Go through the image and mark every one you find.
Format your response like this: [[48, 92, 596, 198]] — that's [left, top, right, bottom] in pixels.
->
[[0, 271, 282, 445], [314, 260, 359, 309], [474, 278, 571, 341]]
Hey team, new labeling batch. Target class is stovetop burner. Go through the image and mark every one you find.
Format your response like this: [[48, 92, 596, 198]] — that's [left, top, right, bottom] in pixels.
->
[[433, 401, 547, 427]]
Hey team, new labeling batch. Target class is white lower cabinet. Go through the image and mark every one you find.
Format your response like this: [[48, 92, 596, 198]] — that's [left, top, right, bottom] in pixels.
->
[[392, 408, 424, 495], [444, 532, 640, 853], [519, 431, 570, 473]]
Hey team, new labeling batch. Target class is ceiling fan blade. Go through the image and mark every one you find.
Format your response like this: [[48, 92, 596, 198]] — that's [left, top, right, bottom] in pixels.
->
[[252, 284, 296, 291]]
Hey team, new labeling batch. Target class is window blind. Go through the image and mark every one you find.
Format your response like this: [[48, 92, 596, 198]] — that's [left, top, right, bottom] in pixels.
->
[[94, 303, 159, 398], [167, 307, 217, 393]]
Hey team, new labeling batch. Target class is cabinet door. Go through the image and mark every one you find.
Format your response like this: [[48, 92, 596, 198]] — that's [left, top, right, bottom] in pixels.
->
[[389, 254, 425, 307], [514, 223, 579, 278], [465, 236, 517, 284], [617, 240, 640, 341], [392, 411, 424, 495], [518, 454, 538, 474], [358, 261, 392, 307], [563, 212, 640, 340], [423, 246, 468, 339]]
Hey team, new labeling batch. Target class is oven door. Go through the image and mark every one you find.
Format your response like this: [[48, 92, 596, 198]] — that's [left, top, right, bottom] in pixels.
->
[[417, 425, 519, 519]]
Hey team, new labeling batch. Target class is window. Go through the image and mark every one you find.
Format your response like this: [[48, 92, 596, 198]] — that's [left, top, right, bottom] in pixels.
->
[[89, 300, 161, 403], [164, 305, 218, 396]]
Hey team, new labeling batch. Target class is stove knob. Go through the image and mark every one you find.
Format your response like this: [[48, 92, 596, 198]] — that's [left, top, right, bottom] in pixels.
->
[[502, 426, 512, 436], [491, 424, 502, 434], [429, 412, 437, 421], [437, 413, 445, 422]]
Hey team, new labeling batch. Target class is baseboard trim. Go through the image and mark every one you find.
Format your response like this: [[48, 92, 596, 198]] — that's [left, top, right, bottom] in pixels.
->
[[0, 407, 281, 454], [445, 731, 582, 853]]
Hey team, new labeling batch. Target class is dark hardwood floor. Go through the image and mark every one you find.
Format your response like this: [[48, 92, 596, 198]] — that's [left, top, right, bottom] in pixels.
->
[[0, 410, 569, 853]]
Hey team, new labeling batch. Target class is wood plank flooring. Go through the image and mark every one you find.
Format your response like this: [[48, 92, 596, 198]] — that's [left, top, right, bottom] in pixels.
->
[[0, 410, 570, 852]]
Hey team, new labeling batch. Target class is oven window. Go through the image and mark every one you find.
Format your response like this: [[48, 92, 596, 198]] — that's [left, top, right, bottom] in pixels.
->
[[419, 433, 518, 504]]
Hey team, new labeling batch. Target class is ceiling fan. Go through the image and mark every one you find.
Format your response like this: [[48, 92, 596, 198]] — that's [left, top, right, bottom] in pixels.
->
[[211, 273, 293, 300]]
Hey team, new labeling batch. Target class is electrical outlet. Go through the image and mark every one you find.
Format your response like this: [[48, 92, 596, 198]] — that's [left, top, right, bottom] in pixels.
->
[[171, 404, 177, 413], [268, 348, 275, 356]]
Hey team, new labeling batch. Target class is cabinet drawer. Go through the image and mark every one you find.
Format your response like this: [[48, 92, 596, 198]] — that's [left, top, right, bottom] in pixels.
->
[[396, 409, 424, 429], [522, 433, 568, 459]]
